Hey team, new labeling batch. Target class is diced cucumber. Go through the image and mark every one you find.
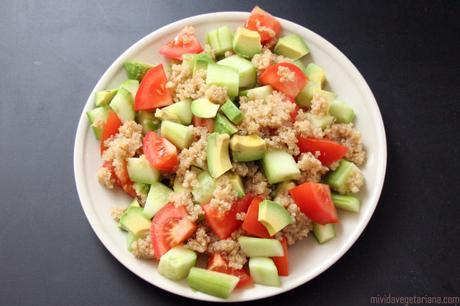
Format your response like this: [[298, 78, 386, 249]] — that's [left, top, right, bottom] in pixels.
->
[[217, 55, 256, 88], [206, 64, 239, 99], [135, 110, 161, 134], [293, 60, 306, 71], [158, 247, 197, 280], [143, 182, 173, 219], [329, 100, 356, 123], [240, 85, 273, 100], [312, 223, 336, 244], [132, 182, 149, 200], [306, 113, 335, 130], [193, 53, 214, 75], [214, 113, 238, 135], [86, 106, 109, 139], [248, 257, 281, 287], [119, 79, 139, 99], [155, 100, 193, 125], [182, 53, 195, 67], [326, 160, 364, 194], [109, 87, 135, 122], [123, 61, 153, 81], [127, 156, 160, 184], [206, 26, 234, 58], [220, 100, 243, 124], [331, 193, 360, 213], [160, 120, 193, 149], [95, 89, 117, 107], [295, 81, 320, 107], [126, 232, 138, 252], [238, 236, 284, 257], [305, 63, 326, 86], [191, 98, 220, 119], [187, 267, 239, 299], [192, 171, 216, 204], [173, 176, 186, 193], [261, 150, 300, 184]]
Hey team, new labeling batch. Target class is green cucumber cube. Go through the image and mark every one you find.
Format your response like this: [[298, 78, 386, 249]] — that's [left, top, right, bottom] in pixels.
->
[[86, 106, 109, 139], [313, 223, 336, 244], [249, 257, 281, 287], [191, 98, 220, 119], [261, 150, 300, 184], [214, 113, 238, 136], [143, 182, 173, 219], [187, 267, 239, 299], [220, 100, 243, 124], [110, 87, 135, 122], [206, 64, 239, 99], [158, 247, 197, 280], [238, 236, 284, 257], [217, 55, 256, 88], [331, 193, 360, 213], [326, 160, 364, 194], [329, 100, 356, 123], [192, 171, 216, 204], [160, 120, 193, 149], [126, 156, 160, 184]]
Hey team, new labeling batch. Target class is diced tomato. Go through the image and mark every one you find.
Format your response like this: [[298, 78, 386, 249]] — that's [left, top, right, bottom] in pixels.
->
[[297, 137, 348, 166], [134, 64, 172, 111], [203, 194, 254, 240], [272, 237, 289, 276], [207, 253, 253, 288], [259, 63, 307, 98], [289, 182, 338, 224], [241, 197, 270, 238], [290, 104, 299, 123], [100, 110, 122, 154], [151, 204, 196, 259], [143, 131, 179, 172], [102, 160, 137, 198], [245, 6, 281, 43], [192, 115, 214, 133], [159, 27, 203, 61]]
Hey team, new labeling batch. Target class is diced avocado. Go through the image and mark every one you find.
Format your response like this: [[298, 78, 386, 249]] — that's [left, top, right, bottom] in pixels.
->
[[261, 150, 300, 184], [331, 193, 360, 213], [129, 198, 141, 208], [119, 206, 151, 237], [326, 160, 364, 194], [86, 106, 109, 139], [240, 85, 273, 100], [305, 63, 326, 86], [206, 64, 239, 99], [312, 223, 336, 244], [306, 113, 335, 130], [192, 171, 216, 204], [274, 181, 296, 195], [127, 156, 160, 184], [143, 182, 173, 219], [109, 87, 135, 122], [123, 61, 153, 81], [295, 81, 321, 107], [232, 27, 262, 59], [313, 89, 336, 109], [95, 89, 117, 107], [329, 100, 355, 123], [230, 135, 267, 162], [238, 236, 284, 257], [187, 267, 239, 299], [220, 100, 243, 124], [158, 246, 197, 280], [206, 26, 234, 58], [249, 257, 281, 287], [135, 110, 161, 134], [191, 98, 220, 119], [132, 182, 149, 200], [207, 133, 232, 178], [274, 34, 310, 60], [214, 113, 238, 135], [160, 120, 193, 149], [227, 173, 245, 198], [193, 53, 214, 75], [119, 79, 139, 99], [155, 100, 193, 125], [218, 55, 256, 88], [293, 60, 306, 71], [258, 200, 292, 236]]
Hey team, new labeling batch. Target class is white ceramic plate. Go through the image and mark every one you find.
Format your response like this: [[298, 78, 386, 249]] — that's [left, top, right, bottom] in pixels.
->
[[74, 12, 386, 302]]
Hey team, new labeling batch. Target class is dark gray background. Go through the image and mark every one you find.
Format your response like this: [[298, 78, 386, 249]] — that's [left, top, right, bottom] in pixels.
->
[[1, 1, 459, 305]]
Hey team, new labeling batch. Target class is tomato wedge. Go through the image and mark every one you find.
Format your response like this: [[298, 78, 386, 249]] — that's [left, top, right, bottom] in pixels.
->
[[207, 253, 253, 288], [151, 203, 196, 259], [241, 197, 270, 238], [100, 110, 122, 154], [290, 104, 300, 123], [272, 237, 289, 276], [297, 137, 348, 166], [134, 64, 172, 111], [192, 115, 214, 133], [289, 182, 338, 224], [143, 131, 179, 172], [259, 63, 307, 98], [203, 194, 254, 240], [245, 6, 281, 43], [159, 27, 203, 61], [102, 160, 137, 198]]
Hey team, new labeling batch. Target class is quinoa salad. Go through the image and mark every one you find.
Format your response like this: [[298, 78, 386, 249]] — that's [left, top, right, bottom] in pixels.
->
[[86, 6, 365, 299]]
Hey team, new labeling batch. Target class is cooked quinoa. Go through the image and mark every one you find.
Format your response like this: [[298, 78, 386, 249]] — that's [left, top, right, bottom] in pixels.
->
[[131, 234, 155, 259]]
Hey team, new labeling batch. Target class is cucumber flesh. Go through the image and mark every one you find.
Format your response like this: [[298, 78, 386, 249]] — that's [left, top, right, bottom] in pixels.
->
[[238, 236, 283, 257], [240, 85, 273, 100], [155, 100, 193, 125], [249, 257, 281, 287], [326, 159, 363, 194], [86, 106, 109, 139], [127, 156, 160, 184], [214, 113, 238, 135], [217, 55, 256, 88], [206, 26, 233, 57], [295, 81, 320, 108], [160, 120, 194, 149], [191, 98, 220, 119], [158, 247, 197, 280], [109, 87, 135, 123], [119, 79, 139, 99], [192, 171, 216, 204], [313, 223, 336, 244], [135, 111, 161, 134], [206, 64, 239, 100], [261, 150, 300, 184], [220, 100, 243, 125], [330, 100, 355, 123], [331, 193, 360, 213], [187, 267, 239, 299], [143, 182, 173, 219]]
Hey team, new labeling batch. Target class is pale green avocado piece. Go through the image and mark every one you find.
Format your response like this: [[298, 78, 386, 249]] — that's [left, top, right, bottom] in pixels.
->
[[191, 98, 220, 119], [127, 155, 160, 184], [313, 89, 336, 109], [217, 55, 256, 88], [214, 113, 238, 136], [232, 27, 262, 59], [206, 26, 234, 58], [295, 81, 320, 107], [95, 89, 117, 107], [274, 181, 296, 195], [240, 85, 273, 100], [158, 246, 197, 280], [110, 87, 135, 123], [123, 61, 153, 81], [274, 34, 310, 60], [306, 113, 335, 130], [119, 79, 139, 99], [135, 111, 161, 134], [261, 150, 300, 184], [258, 200, 292, 236], [86, 106, 109, 140], [227, 173, 245, 198], [313, 223, 336, 244], [329, 100, 355, 123], [207, 133, 232, 178], [187, 267, 239, 299], [192, 53, 214, 75], [160, 120, 193, 149], [238, 236, 283, 257], [249, 257, 281, 287], [206, 63, 239, 99], [192, 171, 216, 204], [143, 182, 173, 219], [155, 100, 193, 125], [220, 100, 243, 124], [305, 63, 326, 86], [119, 206, 151, 236], [230, 134, 267, 162]]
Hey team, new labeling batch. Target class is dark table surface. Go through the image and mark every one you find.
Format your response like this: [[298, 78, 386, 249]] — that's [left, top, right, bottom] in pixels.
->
[[1, 1, 459, 305]]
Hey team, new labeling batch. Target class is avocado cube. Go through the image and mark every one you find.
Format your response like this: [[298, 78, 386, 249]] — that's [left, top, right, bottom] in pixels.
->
[[230, 134, 267, 162], [95, 89, 117, 107], [207, 133, 233, 178], [123, 61, 153, 81], [232, 27, 262, 59], [274, 34, 310, 60], [258, 200, 292, 236]]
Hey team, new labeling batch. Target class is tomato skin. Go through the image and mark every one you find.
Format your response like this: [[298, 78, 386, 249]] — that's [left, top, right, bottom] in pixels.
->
[[159, 27, 203, 61], [297, 137, 348, 166], [289, 182, 339, 225], [203, 194, 254, 240], [102, 161, 137, 198], [207, 253, 253, 288], [245, 6, 281, 43], [192, 116, 214, 133], [134, 64, 172, 111], [241, 197, 271, 238], [259, 63, 307, 98], [290, 104, 300, 123], [151, 204, 196, 260], [272, 237, 289, 276], [100, 110, 122, 154], [143, 131, 179, 173]]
